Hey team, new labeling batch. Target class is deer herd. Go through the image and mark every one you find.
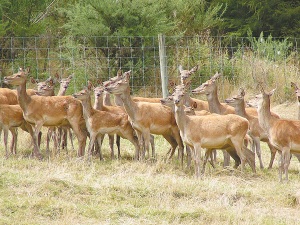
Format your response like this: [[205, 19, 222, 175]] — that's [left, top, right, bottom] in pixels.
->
[[2, 66, 300, 183]]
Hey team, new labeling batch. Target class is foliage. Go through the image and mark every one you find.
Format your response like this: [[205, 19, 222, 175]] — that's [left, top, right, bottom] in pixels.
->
[[61, 0, 174, 37], [212, 0, 300, 37]]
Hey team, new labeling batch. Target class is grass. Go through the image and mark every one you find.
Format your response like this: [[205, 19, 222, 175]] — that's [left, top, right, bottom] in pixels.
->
[[0, 123, 300, 224]]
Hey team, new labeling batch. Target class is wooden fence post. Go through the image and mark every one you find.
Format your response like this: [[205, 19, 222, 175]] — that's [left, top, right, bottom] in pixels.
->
[[158, 34, 168, 98]]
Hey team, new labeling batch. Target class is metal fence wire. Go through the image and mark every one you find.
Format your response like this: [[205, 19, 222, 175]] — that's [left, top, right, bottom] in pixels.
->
[[1, 35, 300, 101]]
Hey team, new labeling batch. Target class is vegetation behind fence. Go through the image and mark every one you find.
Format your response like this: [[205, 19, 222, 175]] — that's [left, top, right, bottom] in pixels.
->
[[1, 34, 300, 102]]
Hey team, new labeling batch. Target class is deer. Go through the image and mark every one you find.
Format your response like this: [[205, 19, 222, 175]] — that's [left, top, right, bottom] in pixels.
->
[[102, 71, 157, 158], [255, 86, 300, 183], [105, 70, 185, 165], [0, 77, 53, 152], [35, 74, 75, 154], [4, 67, 87, 158], [160, 95, 214, 170], [93, 83, 128, 159], [72, 83, 140, 161], [0, 76, 51, 105], [0, 104, 38, 158], [224, 88, 279, 169], [172, 86, 256, 178], [191, 71, 278, 167], [291, 82, 300, 120]]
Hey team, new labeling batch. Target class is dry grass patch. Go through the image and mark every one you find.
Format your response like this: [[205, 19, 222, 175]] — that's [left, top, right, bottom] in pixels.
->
[[0, 127, 300, 224]]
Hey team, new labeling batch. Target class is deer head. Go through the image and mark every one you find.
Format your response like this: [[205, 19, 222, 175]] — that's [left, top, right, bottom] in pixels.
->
[[179, 65, 198, 85], [4, 67, 30, 86], [192, 72, 220, 95]]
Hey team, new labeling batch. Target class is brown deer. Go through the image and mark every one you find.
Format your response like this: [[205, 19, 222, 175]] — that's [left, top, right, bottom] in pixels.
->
[[291, 82, 300, 120], [93, 83, 127, 159], [4, 67, 87, 158], [105, 71, 184, 164], [35, 74, 75, 154], [191, 72, 277, 167], [178, 64, 198, 85], [224, 88, 279, 169], [172, 87, 256, 178], [256, 86, 300, 182], [72, 84, 140, 161], [0, 104, 37, 158], [102, 71, 157, 158]]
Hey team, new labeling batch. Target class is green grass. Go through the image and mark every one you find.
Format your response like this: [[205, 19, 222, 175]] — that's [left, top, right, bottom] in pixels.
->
[[0, 128, 300, 224]]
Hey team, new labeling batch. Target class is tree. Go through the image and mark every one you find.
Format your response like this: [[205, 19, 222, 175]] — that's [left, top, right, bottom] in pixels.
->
[[211, 0, 300, 37]]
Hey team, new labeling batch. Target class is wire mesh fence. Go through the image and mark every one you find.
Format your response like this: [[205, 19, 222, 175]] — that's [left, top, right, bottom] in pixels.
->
[[1, 35, 300, 101]]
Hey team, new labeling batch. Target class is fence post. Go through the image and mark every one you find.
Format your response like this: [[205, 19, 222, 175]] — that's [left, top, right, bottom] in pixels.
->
[[158, 34, 168, 98]]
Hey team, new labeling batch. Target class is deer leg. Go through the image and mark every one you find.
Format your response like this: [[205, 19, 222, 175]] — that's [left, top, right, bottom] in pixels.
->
[[223, 151, 231, 167], [135, 130, 144, 160], [143, 130, 151, 160], [193, 143, 202, 179], [150, 134, 155, 158], [267, 141, 277, 169], [68, 127, 74, 150], [282, 147, 291, 183], [278, 151, 283, 182], [212, 149, 217, 163], [202, 148, 212, 175], [9, 128, 16, 154], [253, 136, 264, 169], [163, 134, 178, 162], [87, 135, 96, 162], [186, 145, 192, 170], [3, 127, 9, 158], [172, 128, 184, 168], [62, 127, 68, 155], [109, 134, 115, 160], [46, 128, 52, 153], [96, 135, 104, 161], [116, 134, 121, 159], [69, 121, 87, 157], [32, 122, 44, 158]]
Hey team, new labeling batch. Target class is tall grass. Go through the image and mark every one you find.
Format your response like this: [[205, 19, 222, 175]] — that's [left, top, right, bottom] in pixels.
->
[[1, 127, 300, 224]]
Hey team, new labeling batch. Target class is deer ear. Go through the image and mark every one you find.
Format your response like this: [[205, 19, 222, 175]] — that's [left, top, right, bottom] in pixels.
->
[[211, 72, 220, 81], [87, 81, 94, 91], [55, 73, 59, 79], [48, 79, 53, 86], [190, 65, 198, 73], [97, 79, 102, 85], [179, 64, 183, 72], [238, 88, 245, 97], [25, 67, 30, 73], [30, 77, 36, 84], [269, 88, 276, 96], [192, 101, 197, 109], [124, 70, 131, 81], [291, 82, 298, 90], [68, 73, 74, 80], [117, 69, 122, 77]]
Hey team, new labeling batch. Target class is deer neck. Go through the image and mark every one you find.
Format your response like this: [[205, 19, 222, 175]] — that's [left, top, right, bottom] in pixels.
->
[[206, 89, 222, 114], [174, 103, 188, 133], [258, 97, 276, 132], [118, 84, 138, 121], [114, 94, 124, 107], [184, 92, 193, 107], [16, 81, 31, 111], [103, 92, 112, 106], [233, 101, 248, 118], [57, 87, 67, 96], [80, 95, 95, 122], [94, 95, 104, 110]]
